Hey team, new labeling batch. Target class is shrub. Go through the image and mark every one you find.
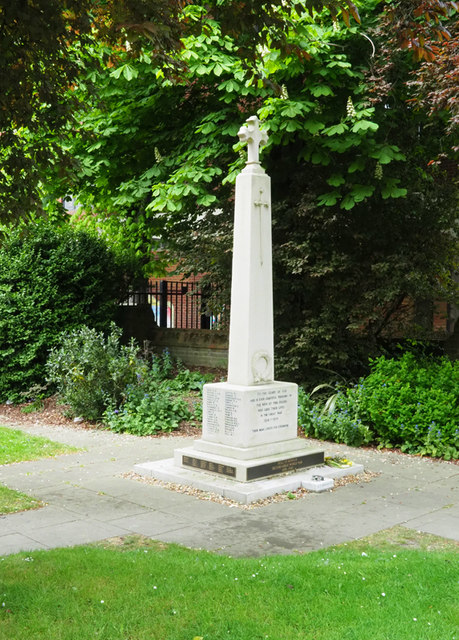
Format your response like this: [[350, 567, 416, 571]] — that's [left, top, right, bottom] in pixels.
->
[[102, 353, 211, 435], [103, 384, 192, 436], [299, 387, 373, 448], [0, 221, 139, 402], [46, 324, 143, 421], [300, 354, 459, 460], [352, 353, 459, 459]]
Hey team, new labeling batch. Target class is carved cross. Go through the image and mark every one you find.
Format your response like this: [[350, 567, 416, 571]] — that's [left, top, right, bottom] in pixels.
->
[[238, 116, 269, 164], [253, 188, 269, 266]]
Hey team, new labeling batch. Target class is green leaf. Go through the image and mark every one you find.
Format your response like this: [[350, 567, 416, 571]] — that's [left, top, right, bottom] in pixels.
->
[[280, 103, 303, 118], [340, 194, 356, 210], [324, 134, 360, 152], [310, 85, 334, 97], [197, 122, 217, 135], [381, 179, 408, 199], [322, 123, 349, 136], [351, 120, 379, 133], [327, 60, 352, 69], [350, 184, 375, 202], [327, 174, 346, 187], [370, 145, 406, 165], [311, 150, 330, 165], [196, 194, 217, 206], [110, 66, 123, 80], [303, 120, 325, 134], [123, 65, 138, 81], [317, 191, 341, 206], [348, 157, 366, 173], [280, 120, 302, 132]]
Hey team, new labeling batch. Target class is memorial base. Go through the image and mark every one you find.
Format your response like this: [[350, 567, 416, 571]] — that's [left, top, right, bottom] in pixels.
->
[[134, 458, 364, 504], [178, 379, 325, 481], [174, 444, 324, 482]]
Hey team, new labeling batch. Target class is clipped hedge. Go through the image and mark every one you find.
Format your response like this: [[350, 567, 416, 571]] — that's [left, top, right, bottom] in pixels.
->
[[355, 353, 459, 459], [0, 222, 139, 402], [300, 353, 459, 460]]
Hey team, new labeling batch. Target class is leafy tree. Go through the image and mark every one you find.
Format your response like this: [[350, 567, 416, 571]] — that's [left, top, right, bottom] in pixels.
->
[[0, 222, 140, 401], [5, 1, 458, 385], [368, 0, 459, 144], [57, 1, 459, 384], [2, 0, 456, 222], [51, 5, 408, 252], [0, 0, 361, 223]]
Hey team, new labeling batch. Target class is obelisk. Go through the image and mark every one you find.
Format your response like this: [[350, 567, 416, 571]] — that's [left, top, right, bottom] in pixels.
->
[[227, 116, 274, 386], [174, 116, 324, 482]]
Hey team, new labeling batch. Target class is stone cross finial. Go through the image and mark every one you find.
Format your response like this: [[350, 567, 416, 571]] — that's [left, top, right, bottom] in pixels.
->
[[238, 116, 268, 165]]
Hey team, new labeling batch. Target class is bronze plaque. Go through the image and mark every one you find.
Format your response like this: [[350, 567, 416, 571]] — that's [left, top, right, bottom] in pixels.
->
[[246, 451, 324, 481], [182, 455, 236, 478]]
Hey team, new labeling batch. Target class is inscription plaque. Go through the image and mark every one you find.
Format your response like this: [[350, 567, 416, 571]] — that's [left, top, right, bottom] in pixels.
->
[[249, 386, 294, 435], [182, 455, 236, 478], [246, 451, 324, 481], [205, 387, 220, 435], [203, 382, 298, 447]]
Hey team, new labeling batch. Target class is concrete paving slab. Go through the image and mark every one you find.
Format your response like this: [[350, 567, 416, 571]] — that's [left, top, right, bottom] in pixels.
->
[[402, 512, 459, 540], [0, 532, 49, 555], [29, 486, 151, 521], [0, 505, 77, 532], [76, 475, 149, 496], [108, 510, 193, 537], [0, 424, 457, 556], [27, 519, 132, 549], [159, 498, 233, 522], [114, 482, 208, 509]]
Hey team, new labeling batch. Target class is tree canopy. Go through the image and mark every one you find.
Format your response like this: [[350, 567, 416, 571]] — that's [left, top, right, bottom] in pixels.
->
[[1, 0, 457, 222], [1, 0, 458, 382]]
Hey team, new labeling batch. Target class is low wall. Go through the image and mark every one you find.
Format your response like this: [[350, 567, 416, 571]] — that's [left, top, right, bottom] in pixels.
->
[[150, 328, 228, 369], [116, 306, 228, 368]]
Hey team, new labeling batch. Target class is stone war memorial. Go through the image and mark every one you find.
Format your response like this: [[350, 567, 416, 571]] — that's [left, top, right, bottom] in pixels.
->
[[136, 116, 362, 503]]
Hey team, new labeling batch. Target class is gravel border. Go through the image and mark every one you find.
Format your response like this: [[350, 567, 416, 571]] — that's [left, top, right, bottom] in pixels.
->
[[122, 469, 380, 510]]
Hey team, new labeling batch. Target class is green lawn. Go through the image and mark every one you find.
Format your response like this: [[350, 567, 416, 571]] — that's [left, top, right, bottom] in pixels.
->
[[0, 485, 41, 515], [0, 532, 457, 640], [0, 425, 79, 515], [0, 426, 79, 465]]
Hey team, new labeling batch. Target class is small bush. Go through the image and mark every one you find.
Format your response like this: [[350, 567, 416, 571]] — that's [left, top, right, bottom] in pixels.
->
[[150, 350, 175, 381], [102, 354, 210, 435], [352, 353, 459, 459], [299, 387, 373, 447], [300, 353, 459, 460], [103, 383, 191, 436], [47, 324, 143, 421], [167, 366, 214, 392]]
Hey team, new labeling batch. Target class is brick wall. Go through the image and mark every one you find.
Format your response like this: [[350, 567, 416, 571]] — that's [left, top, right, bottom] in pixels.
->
[[148, 271, 210, 329]]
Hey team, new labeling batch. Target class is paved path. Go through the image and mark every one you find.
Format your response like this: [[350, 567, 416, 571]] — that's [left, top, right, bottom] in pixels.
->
[[1, 422, 458, 557]]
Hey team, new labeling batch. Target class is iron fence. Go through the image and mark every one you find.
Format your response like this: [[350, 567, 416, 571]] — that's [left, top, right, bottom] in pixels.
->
[[122, 280, 218, 329]]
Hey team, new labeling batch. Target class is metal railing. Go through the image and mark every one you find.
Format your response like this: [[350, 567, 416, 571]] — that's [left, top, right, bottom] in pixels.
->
[[122, 280, 218, 329]]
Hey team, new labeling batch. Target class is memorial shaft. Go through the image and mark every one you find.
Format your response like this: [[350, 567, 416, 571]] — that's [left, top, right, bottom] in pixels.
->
[[227, 118, 274, 386]]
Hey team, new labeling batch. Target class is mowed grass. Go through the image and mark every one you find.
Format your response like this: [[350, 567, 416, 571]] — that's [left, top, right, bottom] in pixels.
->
[[0, 427, 78, 464], [0, 425, 80, 514], [0, 533, 457, 640], [0, 426, 79, 465], [0, 485, 41, 515]]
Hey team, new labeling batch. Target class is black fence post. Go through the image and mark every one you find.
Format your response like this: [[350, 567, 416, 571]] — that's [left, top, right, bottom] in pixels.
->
[[200, 284, 211, 329], [159, 280, 168, 327]]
